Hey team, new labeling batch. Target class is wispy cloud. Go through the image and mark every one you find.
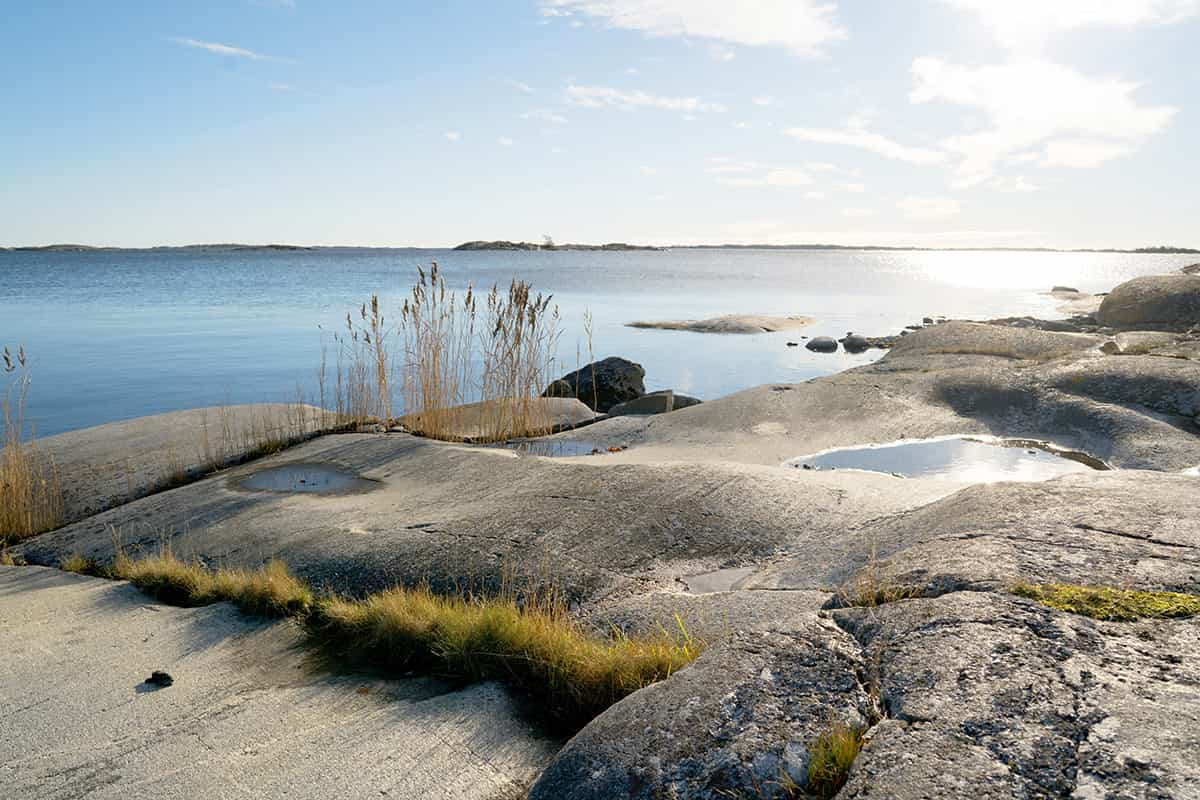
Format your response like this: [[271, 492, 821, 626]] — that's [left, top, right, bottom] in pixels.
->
[[539, 0, 847, 57], [939, 0, 1197, 48], [897, 195, 961, 220], [911, 57, 1176, 184], [566, 84, 727, 112], [505, 79, 535, 93], [444, 131, 461, 141], [521, 108, 569, 125], [638, 166, 658, 176], [170, 37, 294, 63], [497, 136, 515, 147], [717, 168, 816, 188], [784, 127, 948, 166], [752, 95, 775, 107]]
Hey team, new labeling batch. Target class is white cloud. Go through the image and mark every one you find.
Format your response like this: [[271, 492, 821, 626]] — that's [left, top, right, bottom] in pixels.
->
[[911, 57, 1176, 184], [940, 0, 1197, 47], [840, 182, 866, 193], [497, 137, 515, 147], [521, 108, 568, 125], [897, 195, 961, 220], [752, 95, 775, 107], [805, 191, 826, 199], [639, 165, 658, 176], [266, 82, 296, 92], [624, 67, 640, 75], [444, 131, 461, 141], [709, 44, 736, 62], [540, 0, 847, 57], [170, 37, 293, 63], [784, 127, 948, 166], [843, 105, 877, 129], [505, 79, 535, 93], [717, 168, 816, 188], [841, 208, 878, 217], [989, 176, 1039, 192], [565, 84, 727, 112], [704, 160, 763, 174]]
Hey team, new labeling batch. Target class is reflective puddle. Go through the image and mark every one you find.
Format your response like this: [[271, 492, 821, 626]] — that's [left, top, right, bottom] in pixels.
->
[[784, 436, 1108, 483], [235, 463, 379, 494], [492, 439, 624, 457]]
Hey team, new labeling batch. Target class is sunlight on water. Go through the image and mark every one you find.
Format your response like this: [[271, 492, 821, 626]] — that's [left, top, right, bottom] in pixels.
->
[[784, 436, 1107, 483]]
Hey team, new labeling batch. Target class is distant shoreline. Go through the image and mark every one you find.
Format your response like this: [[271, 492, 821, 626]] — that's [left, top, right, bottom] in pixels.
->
[[3, 242, 1197, 255]]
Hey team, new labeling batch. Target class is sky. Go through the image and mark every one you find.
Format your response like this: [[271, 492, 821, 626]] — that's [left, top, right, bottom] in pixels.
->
[[2, 0, 1198, 249]]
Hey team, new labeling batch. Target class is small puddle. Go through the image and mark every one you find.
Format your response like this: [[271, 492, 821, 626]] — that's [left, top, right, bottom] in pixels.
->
[[784, 436, 1108, 483], [490, 439, 623, 458], [680, 566, 757, 594], [234, 463, 379, 494]]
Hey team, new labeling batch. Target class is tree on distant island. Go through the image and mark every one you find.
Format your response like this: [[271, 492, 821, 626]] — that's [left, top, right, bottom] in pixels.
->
[[542, 235, 555, 250]]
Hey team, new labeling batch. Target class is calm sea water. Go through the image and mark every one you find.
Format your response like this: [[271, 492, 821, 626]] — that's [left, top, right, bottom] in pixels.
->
[[2, 247, 1195, 438]]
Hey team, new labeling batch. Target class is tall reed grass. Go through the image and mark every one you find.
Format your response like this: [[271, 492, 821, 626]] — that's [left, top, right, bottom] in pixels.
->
[[333, 262, 565, 442], [1, 346, 63, 543]]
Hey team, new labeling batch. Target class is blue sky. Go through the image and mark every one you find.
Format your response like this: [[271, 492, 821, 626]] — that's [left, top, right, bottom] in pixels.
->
[[2, 0, 1197, 248]]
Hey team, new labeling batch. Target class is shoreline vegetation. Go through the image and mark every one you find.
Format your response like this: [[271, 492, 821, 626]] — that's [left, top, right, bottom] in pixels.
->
[[3, 242, 1197, 254], [59, 546, 705, 729]]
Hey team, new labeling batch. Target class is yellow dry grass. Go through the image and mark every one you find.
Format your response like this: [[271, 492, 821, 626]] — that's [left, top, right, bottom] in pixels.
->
[[1, 345, 63, 544]]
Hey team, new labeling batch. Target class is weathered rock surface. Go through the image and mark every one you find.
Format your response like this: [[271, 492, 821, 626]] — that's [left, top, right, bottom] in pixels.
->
[[10, 313, 1200, 800], [35, 404, 335, 525], [544, 357, 646, 412], [0, 566, 558, 800], [628, 315, 813, 334], [1100, 330, 1182, 355], [400, 396, 597, 440], [609, 390, 675, 416], [1097, 274, 1200, 330]]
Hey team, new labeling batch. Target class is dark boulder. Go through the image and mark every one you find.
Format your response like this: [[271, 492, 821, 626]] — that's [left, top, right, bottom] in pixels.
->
[[805, 336, 838, 353], [841, 333, 870, 353], [543, 357, 646, 412]]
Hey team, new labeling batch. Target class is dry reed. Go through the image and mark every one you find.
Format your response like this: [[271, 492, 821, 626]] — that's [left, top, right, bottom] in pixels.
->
[[1, 346, 63, 543], [334, 262, 565, 442]]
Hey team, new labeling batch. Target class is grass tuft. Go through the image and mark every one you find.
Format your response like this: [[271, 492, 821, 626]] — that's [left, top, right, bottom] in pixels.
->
[[62, 548, 701, 727], [1012, 582, 1200, 621], [309, 586, 702, 725], [806, 722, 865, 799]]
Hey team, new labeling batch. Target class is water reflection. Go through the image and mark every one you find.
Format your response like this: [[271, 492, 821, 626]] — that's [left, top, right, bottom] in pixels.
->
[[784, 436, 1108, 483]]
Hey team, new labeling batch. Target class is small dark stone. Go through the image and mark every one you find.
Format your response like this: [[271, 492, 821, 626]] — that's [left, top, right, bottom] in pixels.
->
[[146, 670, 174, 687], [786, 341, 799, 347]]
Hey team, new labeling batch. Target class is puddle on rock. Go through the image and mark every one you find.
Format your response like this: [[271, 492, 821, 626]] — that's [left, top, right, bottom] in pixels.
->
[[490, 439, 623, 458], [784, 436, 1108, 483], [234, 463, 379, 494], [680, 566, 757, 594]]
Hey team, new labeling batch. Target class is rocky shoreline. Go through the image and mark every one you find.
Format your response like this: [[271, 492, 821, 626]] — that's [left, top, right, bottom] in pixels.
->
[[4, 268, 1200, 799]]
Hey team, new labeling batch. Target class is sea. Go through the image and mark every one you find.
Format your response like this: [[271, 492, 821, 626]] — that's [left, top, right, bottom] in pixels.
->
[[2, 246, 1195, 438]]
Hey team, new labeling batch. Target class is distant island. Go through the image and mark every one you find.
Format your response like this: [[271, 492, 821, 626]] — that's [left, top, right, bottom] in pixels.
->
[[453, 241, 663, 252], [4, 242, 1197, 255]]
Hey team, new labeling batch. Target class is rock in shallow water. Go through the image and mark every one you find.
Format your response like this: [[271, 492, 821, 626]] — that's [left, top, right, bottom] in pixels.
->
[[543, 357, 646, 413], [806, 336, 839, 353]]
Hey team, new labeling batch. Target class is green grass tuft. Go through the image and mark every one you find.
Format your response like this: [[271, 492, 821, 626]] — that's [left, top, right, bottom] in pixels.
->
[[61, 548, 702, 728], [1012, 582, 1200, 621], [806, 722, 865, 799]]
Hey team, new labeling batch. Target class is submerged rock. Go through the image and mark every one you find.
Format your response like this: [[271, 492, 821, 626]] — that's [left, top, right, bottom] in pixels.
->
[[544, 357, 646, 413]]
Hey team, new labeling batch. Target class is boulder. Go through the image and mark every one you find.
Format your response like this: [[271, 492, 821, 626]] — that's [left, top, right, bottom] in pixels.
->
[[543, 357, 646, 413], [841, 333, 870, 353], [1050, 285, 1080, 294], [609, 391, 674, 416], [1099, 331, 1181, 356], [1097, 275, 1200, 330], [1182, 263, 1200, 275], [608, 390, 703, 416], [805, 336, 839, 353]]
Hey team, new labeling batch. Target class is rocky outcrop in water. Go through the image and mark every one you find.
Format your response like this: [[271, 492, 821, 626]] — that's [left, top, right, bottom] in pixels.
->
[[543, 357, 646, 413]]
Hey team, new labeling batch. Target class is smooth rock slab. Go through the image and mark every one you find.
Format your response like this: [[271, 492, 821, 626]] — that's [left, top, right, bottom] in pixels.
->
[[0, 566, 559, 800]]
